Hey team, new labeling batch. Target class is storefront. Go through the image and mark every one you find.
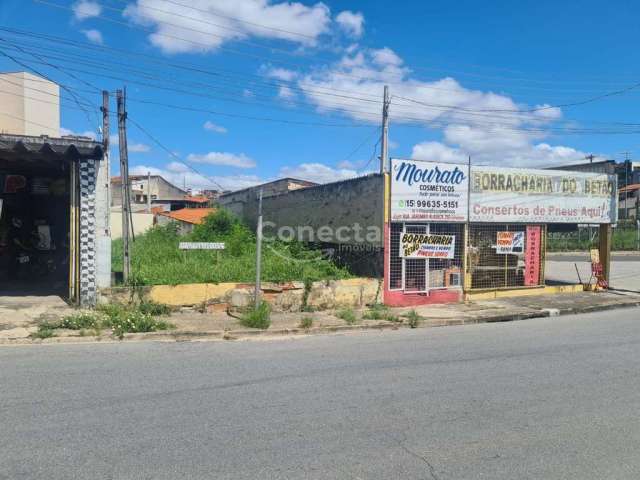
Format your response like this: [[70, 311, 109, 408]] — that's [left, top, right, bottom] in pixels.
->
[[383, 158, 617, 306], [0, 134, 109, 306]]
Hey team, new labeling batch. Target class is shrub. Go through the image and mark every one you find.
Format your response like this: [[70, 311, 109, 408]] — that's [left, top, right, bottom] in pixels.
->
[[405, 310, 422, 328], [337, 308, 357, 324], [299, 316, 314, 329], [240, 302, 271, 329]]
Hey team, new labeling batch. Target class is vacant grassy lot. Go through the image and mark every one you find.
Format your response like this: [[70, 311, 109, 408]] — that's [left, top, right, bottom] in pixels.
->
[[112, 210, 351, 285]]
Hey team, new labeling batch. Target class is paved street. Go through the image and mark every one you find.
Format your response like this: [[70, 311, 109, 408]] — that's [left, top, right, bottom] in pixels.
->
[[546, 254, 640, 291], [2, 309, 640, 479]]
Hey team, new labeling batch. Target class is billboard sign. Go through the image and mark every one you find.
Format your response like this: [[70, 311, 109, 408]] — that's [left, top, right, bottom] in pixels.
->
[[469, 166, 617, 223], [391, 158, 469, 222], [400, 233, 456, 259]]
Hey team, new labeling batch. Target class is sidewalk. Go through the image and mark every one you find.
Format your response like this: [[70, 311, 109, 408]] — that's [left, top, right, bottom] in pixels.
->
[[2, 290, 639, 345]]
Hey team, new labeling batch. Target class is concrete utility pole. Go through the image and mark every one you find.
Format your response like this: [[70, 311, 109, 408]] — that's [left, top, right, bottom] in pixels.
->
[[101, 90, 110, 237], [147, 171, 152, 213], [380, 85, 390, 174], [255, 188, 263, 309], [117, 89, 131, 283]]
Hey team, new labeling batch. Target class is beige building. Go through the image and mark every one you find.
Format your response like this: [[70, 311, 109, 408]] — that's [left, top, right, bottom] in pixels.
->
[[0, 72, 60, 137]]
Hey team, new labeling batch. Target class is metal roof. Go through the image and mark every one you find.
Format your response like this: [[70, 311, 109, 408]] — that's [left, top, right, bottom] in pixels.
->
[[0, 133, 103, 159]]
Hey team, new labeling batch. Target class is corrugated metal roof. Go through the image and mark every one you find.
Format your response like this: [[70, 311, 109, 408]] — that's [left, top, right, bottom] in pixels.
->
[[0, 133, 103, 159]]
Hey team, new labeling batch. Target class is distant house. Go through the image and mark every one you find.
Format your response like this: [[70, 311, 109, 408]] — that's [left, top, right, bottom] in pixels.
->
[[111, 175, 188, 212], [218, 178, 317, 218], [619, 183, 640, 220], [155, 207, 215, 235]]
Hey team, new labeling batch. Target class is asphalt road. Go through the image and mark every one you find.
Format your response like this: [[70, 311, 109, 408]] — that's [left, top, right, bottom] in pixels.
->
[[546, 255, 640, 291], [3, 309, 640, 480]]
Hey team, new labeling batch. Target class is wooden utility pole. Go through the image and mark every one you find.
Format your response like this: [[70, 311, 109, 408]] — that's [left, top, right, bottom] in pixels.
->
[[254, 187, 263, 308], [117, 89, 131, 283], [380, 85, 390, 174]]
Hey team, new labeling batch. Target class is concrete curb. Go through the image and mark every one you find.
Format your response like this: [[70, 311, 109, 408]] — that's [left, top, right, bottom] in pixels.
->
[[2, 299, 639, 346]]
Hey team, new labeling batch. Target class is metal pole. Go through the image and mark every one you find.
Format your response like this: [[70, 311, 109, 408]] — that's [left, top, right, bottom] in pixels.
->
[[380, 85, 389, 174], [147, 170, 152, 213], [637, 219, 640, 251], [255, 188, 263, 308], [117, 89, 131, 283]]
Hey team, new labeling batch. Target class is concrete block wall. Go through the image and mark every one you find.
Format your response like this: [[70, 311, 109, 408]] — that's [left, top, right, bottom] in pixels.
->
[[241, 174, 384, 248]]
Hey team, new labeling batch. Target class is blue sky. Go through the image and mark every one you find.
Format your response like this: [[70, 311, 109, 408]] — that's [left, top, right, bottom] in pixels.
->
[[1, 0, 640, 191]]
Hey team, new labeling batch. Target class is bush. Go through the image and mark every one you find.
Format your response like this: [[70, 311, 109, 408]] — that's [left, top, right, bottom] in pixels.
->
[[240, 302, 271, 329], [299, 316, 314, 329], [405, 310, 422, 328], [337, 308, 357, 324]]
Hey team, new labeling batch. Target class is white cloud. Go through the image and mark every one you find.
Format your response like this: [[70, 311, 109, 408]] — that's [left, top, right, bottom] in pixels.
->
[[203, 121, 227, 134], [336, 10, 364, 38], [262, 66, 298, 82], [107, 134, 150, 153], [60, 127, 97, 140], [411, 141, 467, 163], [129, 142, 151, 153], [130, 164, 262, 191], [278, 85, 296, 100], [123, 0, 331, 54], [187, 151, 256, 169], [72, 0, 102, 20], [82, 29, 104, 45], [278, 162, 367, 184], [294, 45, 596, 168]]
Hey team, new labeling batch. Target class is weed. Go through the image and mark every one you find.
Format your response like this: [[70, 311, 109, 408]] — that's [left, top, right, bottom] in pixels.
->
[[337, 308, 357, 324], [30, 325, 56, 339], [60, 312, 103, 330], [362, 304, 390, 320], [240, 302, 271, 329], [138, 301, 171, 316], [299, 316, 314, 329], [111, 211, 351, 286], [405, 310, 422, 328], [108, 311, 174, 339]]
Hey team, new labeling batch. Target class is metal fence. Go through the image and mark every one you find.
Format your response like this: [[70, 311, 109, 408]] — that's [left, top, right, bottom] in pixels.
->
[[389, 222, 464, 292], [467, 223, 546, 290]]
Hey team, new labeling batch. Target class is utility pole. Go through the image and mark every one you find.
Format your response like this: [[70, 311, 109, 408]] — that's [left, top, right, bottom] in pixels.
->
[[380, 85, 390, 174], [585, 153, 595, 163], [255, 188, 263, 308], [101, 90, 110, 236], [117, 89, 131, 283], [147, 171, 152, 213]]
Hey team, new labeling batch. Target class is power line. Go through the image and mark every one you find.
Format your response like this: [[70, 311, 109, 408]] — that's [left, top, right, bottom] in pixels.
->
[[127, 115, 228, 191], [0, 39, 99, 126]]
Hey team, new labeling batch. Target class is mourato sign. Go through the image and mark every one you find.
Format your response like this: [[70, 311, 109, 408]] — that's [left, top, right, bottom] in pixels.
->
[[390, 159, 618, 224], [391, 158, 469, 222]]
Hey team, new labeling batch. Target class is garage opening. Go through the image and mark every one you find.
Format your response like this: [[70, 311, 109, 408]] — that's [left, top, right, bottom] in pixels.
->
[[0, 155, 71, 297]]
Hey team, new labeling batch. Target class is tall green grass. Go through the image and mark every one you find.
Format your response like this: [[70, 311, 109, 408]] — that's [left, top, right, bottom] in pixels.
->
[[112, 209, 351, 285]]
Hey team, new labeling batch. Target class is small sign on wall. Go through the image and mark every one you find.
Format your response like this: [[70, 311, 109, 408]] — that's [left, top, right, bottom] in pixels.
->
[[400, 233, 456, 259], [495, 231, 525, 254], [179, 242, 226, 250]]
